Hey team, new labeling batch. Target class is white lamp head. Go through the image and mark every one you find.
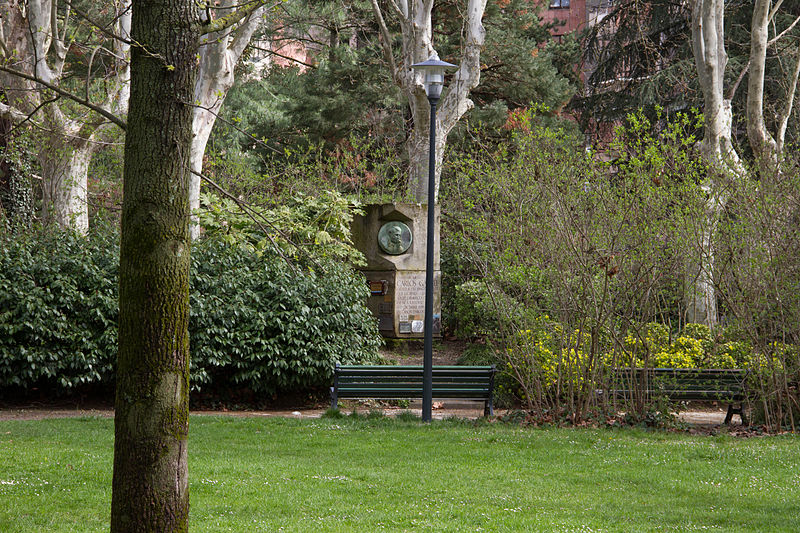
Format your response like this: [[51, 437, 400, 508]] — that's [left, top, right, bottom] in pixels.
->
[[411, 52, 457, 100]]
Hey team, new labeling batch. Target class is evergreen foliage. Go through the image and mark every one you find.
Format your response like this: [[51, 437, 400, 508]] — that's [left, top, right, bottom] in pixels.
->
[[0, 225, 381, 396]]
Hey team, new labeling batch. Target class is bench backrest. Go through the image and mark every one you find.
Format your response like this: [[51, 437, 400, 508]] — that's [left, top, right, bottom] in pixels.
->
[[334, 364, 496, 399], [607, 368, 747, 401]]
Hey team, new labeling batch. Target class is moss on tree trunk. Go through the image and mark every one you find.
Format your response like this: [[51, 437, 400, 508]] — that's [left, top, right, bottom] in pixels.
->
[[111, 0, 198, 531]]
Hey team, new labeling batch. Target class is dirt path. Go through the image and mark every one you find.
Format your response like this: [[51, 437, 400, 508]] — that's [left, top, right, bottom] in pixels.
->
[[0, 401, 735, 426], [0, 341, 740, 426]]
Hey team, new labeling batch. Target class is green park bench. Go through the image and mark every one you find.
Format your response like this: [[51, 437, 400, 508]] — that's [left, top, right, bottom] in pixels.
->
[[330, 364, 497, 416], [602, 368, 749, 424]]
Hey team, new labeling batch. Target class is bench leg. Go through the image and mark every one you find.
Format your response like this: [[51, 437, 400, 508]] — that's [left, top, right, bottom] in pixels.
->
[[330, 387, 338, 410], [484, 398, 494, 417], [724, 404, 746, 425]]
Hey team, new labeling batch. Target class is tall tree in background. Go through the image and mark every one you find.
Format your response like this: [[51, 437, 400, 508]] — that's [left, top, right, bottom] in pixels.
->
[[371, 0, 488, 203], [0, 0, 130, 233], [581, 0, 799, 326], [111, 0, 198, 528], [578, 0, 695, 130], [189, 0, 267, 239], [746, 0, 800, 166], [692, 0, 744, 175]]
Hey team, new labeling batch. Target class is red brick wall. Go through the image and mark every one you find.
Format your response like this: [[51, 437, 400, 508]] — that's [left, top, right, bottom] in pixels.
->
[[537, 0, 587, 38]]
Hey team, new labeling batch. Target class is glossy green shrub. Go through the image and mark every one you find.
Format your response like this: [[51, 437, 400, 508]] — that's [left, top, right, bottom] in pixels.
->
[[0, 226, 381, 396], [0, 228, 119, 391], [190, 239, 382, 394]]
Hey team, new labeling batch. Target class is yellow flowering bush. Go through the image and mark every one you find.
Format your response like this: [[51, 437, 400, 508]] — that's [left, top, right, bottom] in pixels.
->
[[652, 336, 703, 368]]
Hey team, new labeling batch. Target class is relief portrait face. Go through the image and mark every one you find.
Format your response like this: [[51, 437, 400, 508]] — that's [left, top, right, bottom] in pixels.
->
[[378, 221, 412, 255]]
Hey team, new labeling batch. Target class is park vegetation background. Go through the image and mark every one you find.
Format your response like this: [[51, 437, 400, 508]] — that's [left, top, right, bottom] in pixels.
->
[[1, 0, 800, 432]]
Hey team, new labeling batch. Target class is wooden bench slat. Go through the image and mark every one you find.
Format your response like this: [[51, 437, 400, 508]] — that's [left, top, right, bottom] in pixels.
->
[[603, 367, 749, 424], [331, 364, 496, 416], [337, 388, 491, 396]]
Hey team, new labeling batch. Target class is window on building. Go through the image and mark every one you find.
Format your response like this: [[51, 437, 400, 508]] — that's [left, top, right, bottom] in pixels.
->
[[550, 0, 570, 7]]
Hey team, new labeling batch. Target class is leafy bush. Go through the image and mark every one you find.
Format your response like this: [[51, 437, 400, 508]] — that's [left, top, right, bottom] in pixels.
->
[[190, 239, 382, 394], [0, 224, 381, 397], [450, 281, 535, 340], [441, 111, 705, 421], [197, 189, 367, 266], [0, 227, 119, 391]]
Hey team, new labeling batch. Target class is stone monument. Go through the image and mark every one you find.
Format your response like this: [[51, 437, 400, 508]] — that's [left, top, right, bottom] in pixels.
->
[[351, 203, 440, 338]]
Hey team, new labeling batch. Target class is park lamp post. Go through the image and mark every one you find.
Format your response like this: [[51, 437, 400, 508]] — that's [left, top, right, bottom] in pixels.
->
[[411, 51, 456, 423]]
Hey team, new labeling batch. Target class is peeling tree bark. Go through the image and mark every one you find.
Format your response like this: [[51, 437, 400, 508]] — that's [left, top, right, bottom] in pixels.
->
[[189, 0, 265, 239], [371, 0, 488, 203], [688, 0, 745, 327], [0, 0, 130, 233], [111, 0, 198, 529], [746, 0, 800, 165]]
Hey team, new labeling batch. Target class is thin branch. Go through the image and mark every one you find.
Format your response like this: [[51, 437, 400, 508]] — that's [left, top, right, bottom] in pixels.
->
[[187, 101, 280, 154], [192, 168, 310, 272], [200, 0, 270, 35], [60, 2, 72, 43], [249, 45, 317, 69], [0, 65, 127, 130], [370, 0, 399, 81], [62, 0, 133, 45], [3, 94, 59, 136], [768, 13, 800, 47], [769, 0, 785, 23], [728, 60, 750, 101], [86, 46, 101, 103], [386, 0, 406, 19], [777, 46, 800, 150]]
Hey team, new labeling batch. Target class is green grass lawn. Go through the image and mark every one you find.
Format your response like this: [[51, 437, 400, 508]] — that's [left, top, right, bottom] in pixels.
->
[[1, 414, 799, 532]]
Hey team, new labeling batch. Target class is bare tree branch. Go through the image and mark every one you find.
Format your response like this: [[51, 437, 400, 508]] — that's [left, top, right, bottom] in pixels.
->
[[777, 46, 800, 153], [0, 65, 127, 130], [191, 168, 316, 272], [370, 0, 399, 81], [62, 0, 133, 45], [728, 59, 749, 101], [249, 44, 317, 69], [768, 13, 800, 47]]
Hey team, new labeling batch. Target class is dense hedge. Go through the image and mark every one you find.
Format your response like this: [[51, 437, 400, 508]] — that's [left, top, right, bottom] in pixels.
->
[[0, 228, 381, 396], [190, 238, 382, 394], [0, 229, 119, 390]]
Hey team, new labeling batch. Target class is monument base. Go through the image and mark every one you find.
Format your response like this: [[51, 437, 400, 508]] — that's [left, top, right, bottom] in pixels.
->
[[364, 270, 441, 339]]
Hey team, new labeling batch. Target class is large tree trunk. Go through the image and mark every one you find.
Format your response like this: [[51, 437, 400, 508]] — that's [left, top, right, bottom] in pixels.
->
[[746, 0, 800, 166], [746, 0, 777, 164], [111, 0, 198, 529], [38, 132, 96, 233], [687, 0, 745, 327]]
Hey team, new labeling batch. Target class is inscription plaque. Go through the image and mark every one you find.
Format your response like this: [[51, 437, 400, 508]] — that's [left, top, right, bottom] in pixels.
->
[[395, 272, 426, 323], [394, 271, 440, 335], [362, 269, 441, 338]]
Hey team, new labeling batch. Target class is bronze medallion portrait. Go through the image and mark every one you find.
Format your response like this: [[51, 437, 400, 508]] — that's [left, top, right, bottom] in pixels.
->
[[378, 221, 412, 255]]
